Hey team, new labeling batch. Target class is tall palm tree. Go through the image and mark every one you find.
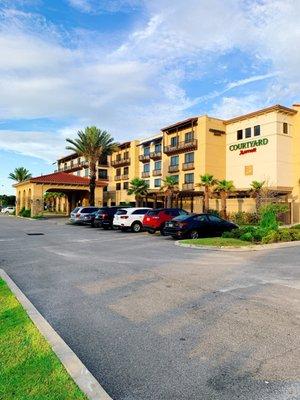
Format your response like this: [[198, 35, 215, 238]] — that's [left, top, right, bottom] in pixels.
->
[[127, 178, 149, 206], [250, 180, 265, 213], [215, 180, 235, 219], [8, 167, 32, 183], [161, 176, 179, 208], [66, 126, 118, 205], [198, 173, 218, 212]]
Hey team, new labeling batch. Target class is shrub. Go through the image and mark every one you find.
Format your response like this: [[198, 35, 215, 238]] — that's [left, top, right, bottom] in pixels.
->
[[19, 207, 31, 218], [259, 203, 289, 231], [230, 211, 259, 226], [239, 232, 254, 242], [261, 230, 279, 244], [292, 224, 300, 229]]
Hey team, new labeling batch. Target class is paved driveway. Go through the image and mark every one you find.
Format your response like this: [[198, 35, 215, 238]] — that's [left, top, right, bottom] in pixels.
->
[[0, 215, 300, 400]]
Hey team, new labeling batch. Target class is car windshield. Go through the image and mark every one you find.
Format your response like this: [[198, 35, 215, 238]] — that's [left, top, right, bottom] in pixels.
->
[[115, 209, 127, 215], [146, 210, 160, 216], [72, 207, 80, 213], [81, 207, 98, 213], [173, 214, 192, 221]]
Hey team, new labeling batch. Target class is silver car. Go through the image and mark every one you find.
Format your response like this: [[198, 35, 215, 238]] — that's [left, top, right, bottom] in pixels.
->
[[70, 206, 99, 224]]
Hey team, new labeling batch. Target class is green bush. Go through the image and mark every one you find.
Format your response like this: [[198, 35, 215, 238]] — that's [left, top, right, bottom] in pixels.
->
[[261, 230, 279, 244], [292, 224, 300, 229], [239, 232, 254, 242], [261, 228, 300, 244], [259, 203, 289, 231], [19, 207, 31, 218], [230, 211, 259, 226]]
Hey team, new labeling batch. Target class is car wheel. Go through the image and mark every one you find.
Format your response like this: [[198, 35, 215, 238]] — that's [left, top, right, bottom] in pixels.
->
[[147, 229, 156, 234], [131, 222, 142, 233], [190, 230, 199, 239], [103, 226, 109, 230]]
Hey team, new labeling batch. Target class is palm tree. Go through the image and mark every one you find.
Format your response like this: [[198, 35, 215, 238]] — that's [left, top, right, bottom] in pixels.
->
[[66, 126, 118, 205], [127, 178, 149, 206], [250, 180, 265, 213], [215, 180, 235, 219], [161, 176, 179, 208], [198, 173, 218, 212], [8, 167, 32, 183]]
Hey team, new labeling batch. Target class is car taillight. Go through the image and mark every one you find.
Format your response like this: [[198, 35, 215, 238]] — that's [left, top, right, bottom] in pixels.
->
[[102, 213, 108, 219], [177, 222, 188, 228], [120, 216, 129, 219]]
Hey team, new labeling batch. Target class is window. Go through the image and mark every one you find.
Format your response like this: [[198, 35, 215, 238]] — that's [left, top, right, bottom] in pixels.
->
[[185, 152, 194, 163], [154, 160, 161, 170], [84, 168, 89, 177], [123, 182, 128, 190], [171, 175, 179, 184], [144, 180, 150, 187], [208, 215, 222, 223], [143, 163, 150, 173], [155, 143, 161, 153], [123, 166, 129, 175], [170, 136, 178, 147], [237, 130, 243, 140], [144, 146, 150, 156], [103, 186, 108, 192], [170, 155, 179, 166], [185, 131, 194, 143], [245, 127, 251, 138], [283, 122, 288, 134], [132, 209, 149, 215], [116, 183, 121, 190], [116, 168, 121, 176], [77, 171, 81, 176], [98, 169, 108, 179], [116, 154, 121, 161], [124, 151, 129, 159], [184, 173, 194, 183], [99, 154, 108, 165], [154, 178, 161, 187], [195, 215, 208, 222], [254, 125, 260, 136], [244, 165, 253, 176]]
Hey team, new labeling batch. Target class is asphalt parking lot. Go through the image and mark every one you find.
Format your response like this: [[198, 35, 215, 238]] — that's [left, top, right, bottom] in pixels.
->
[[0, 215, 300, 400]]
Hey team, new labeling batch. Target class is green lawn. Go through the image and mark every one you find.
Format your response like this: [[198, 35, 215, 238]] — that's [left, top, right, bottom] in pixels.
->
[[0, 279, 88, 400], [180, 237, 254, 247]]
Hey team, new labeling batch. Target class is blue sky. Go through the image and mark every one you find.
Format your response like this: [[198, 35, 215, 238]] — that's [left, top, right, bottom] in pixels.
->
[[1, 0, 300, 194]]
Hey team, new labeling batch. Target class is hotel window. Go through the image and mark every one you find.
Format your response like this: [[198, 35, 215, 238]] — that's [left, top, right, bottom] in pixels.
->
[[116, 183, 121, 190], [170, 136, 178, 147], [170, 155, 179, 166], [154, 160, 161, 170], [78, 157, 81, 163], [84, 168, 89, 177], [116, 168, 121, 176], [237, 129, 243, 140], [64, 163, 67, 170], [123, 182, 128, 190], [116, 154, 121, 161], [103, 186, 108, 192], [185, 131, 194, 143], [144, 146, 150, 156], [77, 171, 81, 176], [155, 143, 161, 153], [245, 127, 251, 138], [143, 163, 150, 173], [244, 165, 253, 176], [254, 125, 260, 136], [144, 180, 150, 187], [283, 122, 288, 134], [185, 152, 194, 163], [99, 154, 108, 165], [123, 166, 129, 175], [154, 178, 161, 188], [124, 151, 129, 159], [184, 173, 194, 183], [172, 175, 179, 184], [98, 169, 107, 179]]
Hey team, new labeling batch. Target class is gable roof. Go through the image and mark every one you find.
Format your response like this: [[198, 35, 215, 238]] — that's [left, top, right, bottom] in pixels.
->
[[14, 171, 106, 187]]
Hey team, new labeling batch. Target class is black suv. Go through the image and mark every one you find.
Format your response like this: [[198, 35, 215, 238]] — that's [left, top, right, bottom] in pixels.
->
[[92, 207, 124, 229]]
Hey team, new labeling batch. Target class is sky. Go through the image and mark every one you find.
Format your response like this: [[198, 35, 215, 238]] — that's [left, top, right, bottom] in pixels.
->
[[1, 0, 300, 194]]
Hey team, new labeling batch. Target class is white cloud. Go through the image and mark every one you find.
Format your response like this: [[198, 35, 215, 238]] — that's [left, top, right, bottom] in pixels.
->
[[67, 0, 141, 14]]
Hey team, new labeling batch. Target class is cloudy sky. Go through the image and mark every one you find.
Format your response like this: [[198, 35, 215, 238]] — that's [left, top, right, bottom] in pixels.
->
[[1, 0, 300, 194]]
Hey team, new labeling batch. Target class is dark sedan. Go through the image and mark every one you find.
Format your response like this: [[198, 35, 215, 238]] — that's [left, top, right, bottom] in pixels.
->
[[164, 213, 237, 239], [92, 206, 124, 229]]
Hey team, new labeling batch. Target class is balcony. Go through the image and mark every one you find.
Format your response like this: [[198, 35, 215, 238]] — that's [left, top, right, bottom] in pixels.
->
[[111, 157, 130, 167], [168, 165, 179, 173], [58, 161, 88, 172], [139, 154, 151, 163], [122, 174, 129, 180], [164, 139, 197, 155], [142, 172, 150, 178], [114, 175, 122, 181], [182, 183, 194, 191], [182, 162, 194, 171], [152, 169, 162, 176], [150, 151, 162, 160]]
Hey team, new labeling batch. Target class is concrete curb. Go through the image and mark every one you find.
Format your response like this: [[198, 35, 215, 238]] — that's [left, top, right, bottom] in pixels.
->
[[175, 240, 300, 252], [0, 269, 113, 400]]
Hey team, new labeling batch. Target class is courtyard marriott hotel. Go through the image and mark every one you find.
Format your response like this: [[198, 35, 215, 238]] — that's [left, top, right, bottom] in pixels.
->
[[16, 103, 300, 223]]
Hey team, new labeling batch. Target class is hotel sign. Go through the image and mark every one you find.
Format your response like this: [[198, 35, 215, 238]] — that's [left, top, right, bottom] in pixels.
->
[[229, 138, 269, 155]]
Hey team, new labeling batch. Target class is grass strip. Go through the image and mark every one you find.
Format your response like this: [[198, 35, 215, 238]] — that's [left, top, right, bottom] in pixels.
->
[[180, 237, 254, 247]]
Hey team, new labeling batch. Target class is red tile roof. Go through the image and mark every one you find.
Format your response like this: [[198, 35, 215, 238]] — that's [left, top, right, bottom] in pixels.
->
[[27, 171, 106, 186]]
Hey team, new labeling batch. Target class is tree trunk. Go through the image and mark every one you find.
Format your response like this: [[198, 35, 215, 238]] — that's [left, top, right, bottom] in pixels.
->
[[166, 194, 172, 208], [89, 163, 96, 206], [135, 195, 141, 207], [204, 187, 209, 212], [220, 191, 227, 219]]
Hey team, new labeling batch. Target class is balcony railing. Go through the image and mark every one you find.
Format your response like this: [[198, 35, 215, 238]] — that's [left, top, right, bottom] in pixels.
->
[[168, 165, 179, 173], [150, 151, 162, 160], [114, 175, 122, 181], [111, 157, 130, 167], [164, 139, 197, 155], [58, 161, 88, 172], [182, 162, 194, 171], [182, 183, 194, 191], [141, 172, 150, 178], [122, 174, 129, 180], [139, 154, 150, 162], [152, 169, 162, 176]]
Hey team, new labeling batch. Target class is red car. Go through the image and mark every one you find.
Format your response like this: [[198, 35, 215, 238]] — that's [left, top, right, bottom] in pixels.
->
[[143, 208, 189, 235]]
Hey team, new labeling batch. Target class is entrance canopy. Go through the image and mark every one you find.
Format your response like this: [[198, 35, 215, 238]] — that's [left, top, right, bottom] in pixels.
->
[[14, 171, 106, 216]]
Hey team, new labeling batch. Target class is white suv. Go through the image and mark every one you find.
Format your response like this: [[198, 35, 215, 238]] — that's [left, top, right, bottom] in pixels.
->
[[113, 207, 152, 232], [1, 206, 15, 214]]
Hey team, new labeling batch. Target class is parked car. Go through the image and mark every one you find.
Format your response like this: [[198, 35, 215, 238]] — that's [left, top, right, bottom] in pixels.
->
[[1, 206, 15, 214], [164, 213, 238, 239], [69, 206, 99, 224], [92, 206, 124, 229], [113, 207, 152, 232], [143, 208, 189, 235]]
